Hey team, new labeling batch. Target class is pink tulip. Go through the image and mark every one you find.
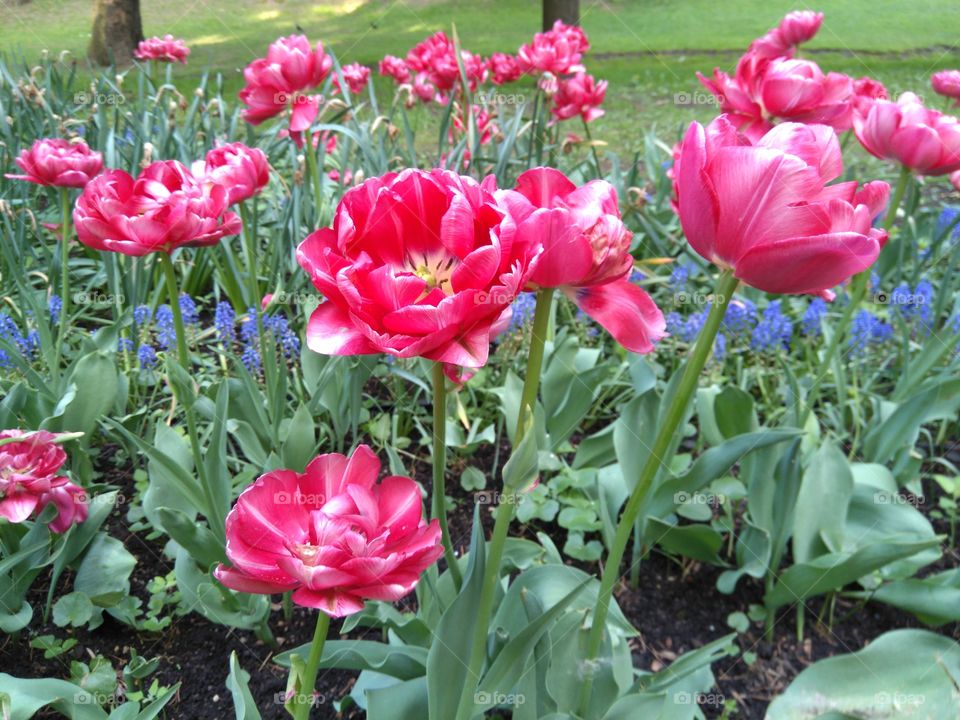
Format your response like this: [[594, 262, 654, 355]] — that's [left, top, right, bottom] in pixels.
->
[[852, 76, 888, 112], [757, 58, 854, 130], [854, 92, 960, 175], [487, 53, 521, 85], [777, 11, 824, 46], [297, 169, 533, 369], [931, 70, 960, 105], [238, 35, 333, 142], [134, 34, 190, 63], [409, 72, 438, 106], [0, 430, 87, 532], [198, 142, 269, 205], [697, 69, 772, 142], [675, 117, 889, 298], [950, 170, 960, 193], [379, 55, 411, 85], [333, 63, 372, 95], [497, 168, 665, 353], [517, 22, 586, 76], [214, 445, 442, 617], [405, 32, 484, 93], [6, 138, 103, 188], [41, 482, 89, 533], [551, 72, 607, 123], [74, 160, 240, 256]]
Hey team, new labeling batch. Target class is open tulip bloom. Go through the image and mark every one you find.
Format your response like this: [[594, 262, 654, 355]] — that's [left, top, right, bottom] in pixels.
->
[[6, 138, 103, 188], [498, 168, 665, 353], [215, 445, 442, 616], [675, 116, 889, 298], [297, 168, 532, 370]]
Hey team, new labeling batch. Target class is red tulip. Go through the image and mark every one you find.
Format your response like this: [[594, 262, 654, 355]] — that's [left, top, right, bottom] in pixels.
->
[[852, 75, 888, 114], [758, 58, 854, 130], [333, 63, 372, 95], [517, 22, 586, 76], [74, 160, 240, 256], [497, 168, 665, 353], [134, 34, 190, 63], [297, 169, 533, 368], [0, 430, 87, 532], [551, 72, 607, 124], [777, 11, 824, 46], [405, 31, 484, 93], [6, 138, 103, 188], [410, 72, 438, 105], [198, 142, 269, 205], [487, 53, 521, 85], [675, 117, 889, 298], [854, 92, 960, 175], [238, 35, 333, 142], [378, 55, 411, 85], [214, 445, 442, 617], [697, 69, 772, 142], [931, 70, 960, 105]]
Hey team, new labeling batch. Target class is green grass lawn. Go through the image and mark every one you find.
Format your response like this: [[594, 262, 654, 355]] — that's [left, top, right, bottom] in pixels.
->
[[3, 0, 959, 151]]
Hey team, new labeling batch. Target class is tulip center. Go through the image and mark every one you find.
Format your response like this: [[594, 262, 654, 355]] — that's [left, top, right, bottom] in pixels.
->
[[291, 541, 322, 566], [408, 253, 457, 295]]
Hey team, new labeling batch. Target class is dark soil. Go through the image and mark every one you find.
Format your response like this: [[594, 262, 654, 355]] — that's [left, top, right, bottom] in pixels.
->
[[2, 438, 958, 719]]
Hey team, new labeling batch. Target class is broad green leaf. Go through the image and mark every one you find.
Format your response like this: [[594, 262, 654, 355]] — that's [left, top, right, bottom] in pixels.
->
[[75, 534, 136, 607], [792, 442, 853, 563], [767, 629, 960, 719], [274, 641, 427, 681], [226, 652, 262, 720]]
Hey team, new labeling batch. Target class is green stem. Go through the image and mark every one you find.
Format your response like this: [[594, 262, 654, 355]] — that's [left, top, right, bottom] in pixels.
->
[[797, 164, 911, 427], [158, 252, 220, 539], [577, 271, 738, 718], [158, 252, 190, 368], [293, 611, 331, 720], [303, 137, 324, 220], [432, 362, 463, 590], [454, 287, 554, 720], [582, 119, 603, 178], [53, 188, 71, 377]]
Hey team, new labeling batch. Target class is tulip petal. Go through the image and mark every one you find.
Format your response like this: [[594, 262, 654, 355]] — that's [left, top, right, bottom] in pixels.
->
[[523, 208, 593, 288], [292, 588, 366, 617], [513, 167, 577, 207], [214, 564, 297, 594], [735, 232, 881, 295], [566, 279, 666, 354], [306, 303, 379, 356]]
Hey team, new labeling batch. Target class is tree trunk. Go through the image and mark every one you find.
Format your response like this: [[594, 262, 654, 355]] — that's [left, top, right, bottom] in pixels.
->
[[542, 0, 580, 30], [88, 0, 144, 66]]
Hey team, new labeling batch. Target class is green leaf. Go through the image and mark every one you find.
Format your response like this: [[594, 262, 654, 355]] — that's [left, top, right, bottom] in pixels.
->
[[460, 466, 486, 492], [75, 534, 136, 608], [764, 538, 940, 613], [792, 442, 853, 563], [477, 578, 589, 701], [0, 674, 109, 720], [58, 351, 119, 436], [503, 413, 539, 491], [282, 403, 316, 472], [863, 378, 960, 464], [849, 569, 960, 626], [366, 677, 428, 720], [155, 508, 225, 567], [274, 641, 427, 681], [225, 652, 262, 720], [768, 629, 960, 719], [647, 519, 725, 565], [426, 504, 486, 720], [53, 592, 95, 628]]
